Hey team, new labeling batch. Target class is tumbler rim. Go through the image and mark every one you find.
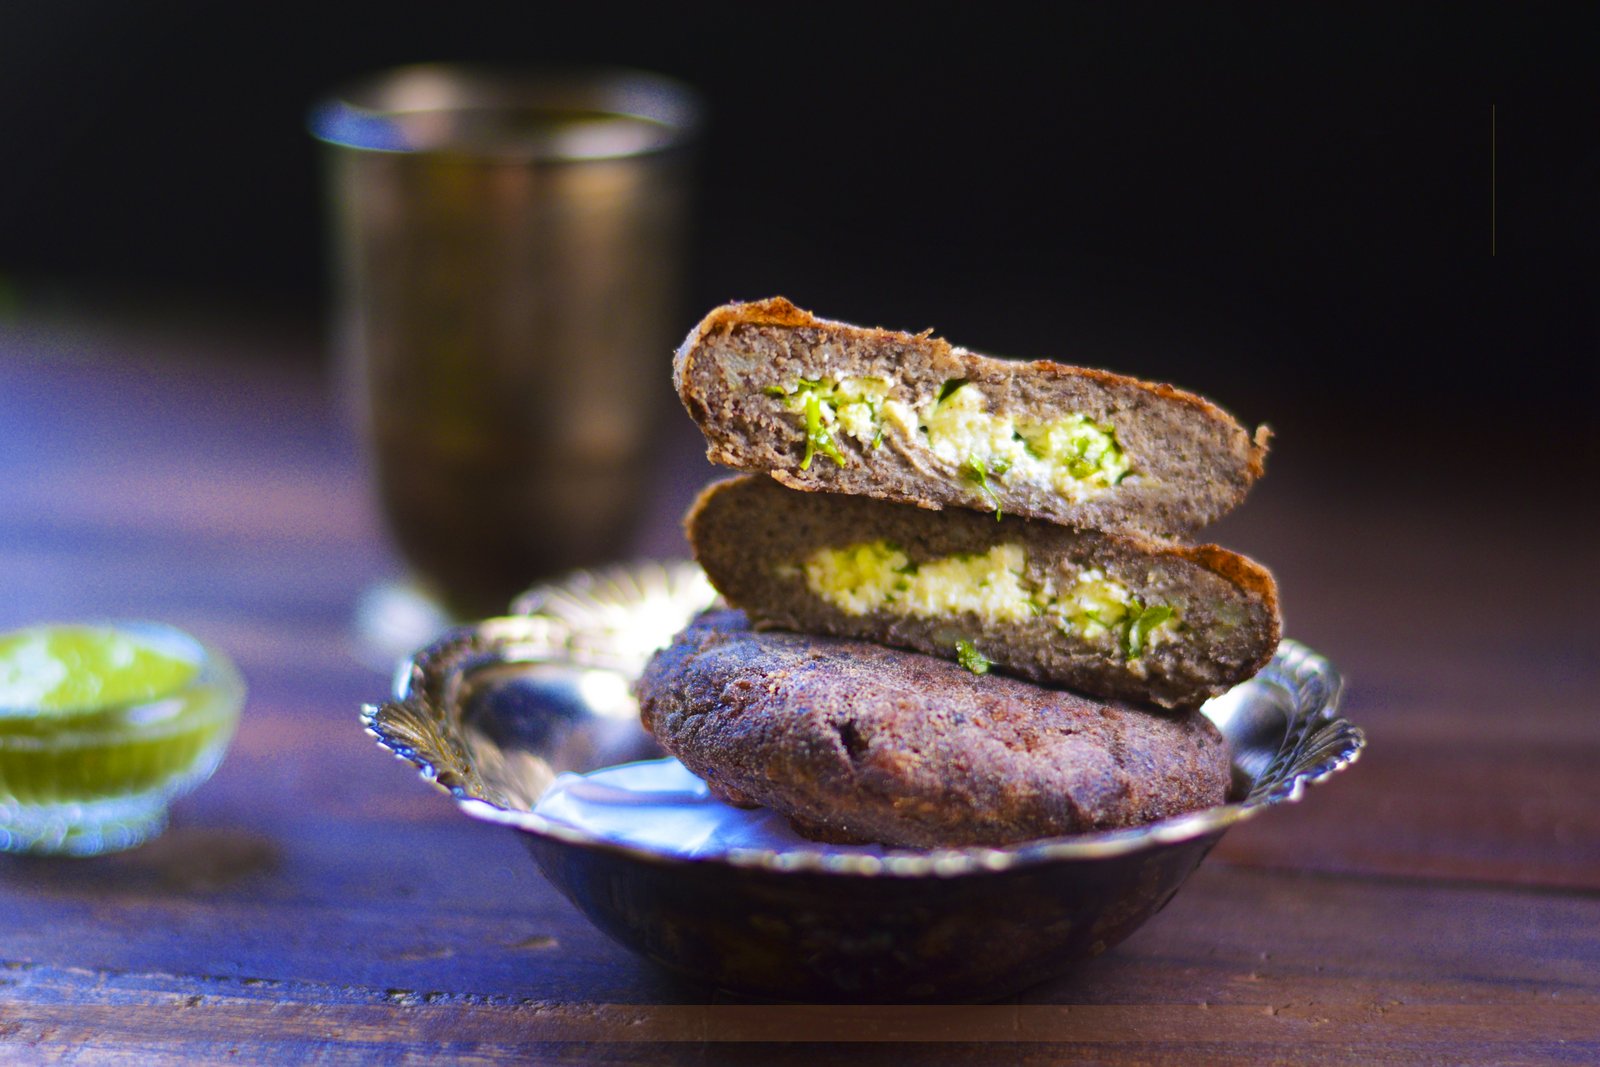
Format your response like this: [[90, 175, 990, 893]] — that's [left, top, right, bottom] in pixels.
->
[[308, 63, 703, 162]]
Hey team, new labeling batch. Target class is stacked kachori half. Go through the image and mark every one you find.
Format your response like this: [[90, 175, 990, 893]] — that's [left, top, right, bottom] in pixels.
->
[[638, 298, 1280, 848]]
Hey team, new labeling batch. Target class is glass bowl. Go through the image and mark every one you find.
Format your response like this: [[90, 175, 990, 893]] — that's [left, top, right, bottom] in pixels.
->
[[0, 622, 245, 856], [363, 561, 1362, 1001]]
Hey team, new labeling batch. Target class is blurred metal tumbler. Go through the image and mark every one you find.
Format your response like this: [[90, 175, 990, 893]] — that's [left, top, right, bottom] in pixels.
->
[[311, 65, 700, 619]]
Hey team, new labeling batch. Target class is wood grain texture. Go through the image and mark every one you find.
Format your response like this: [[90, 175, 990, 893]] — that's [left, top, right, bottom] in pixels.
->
[[1, 310, 1598, 1062]]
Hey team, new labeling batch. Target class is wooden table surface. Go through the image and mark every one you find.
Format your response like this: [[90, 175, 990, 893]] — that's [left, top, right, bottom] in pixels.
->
[[1, 307, 1596, 1064]]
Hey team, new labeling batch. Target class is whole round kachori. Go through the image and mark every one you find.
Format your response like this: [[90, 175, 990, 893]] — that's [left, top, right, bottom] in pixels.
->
[[637, 609, 1232, 848]]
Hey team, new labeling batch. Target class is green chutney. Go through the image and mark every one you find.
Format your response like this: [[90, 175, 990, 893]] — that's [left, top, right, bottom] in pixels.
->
[[0, 624, 239, 809]]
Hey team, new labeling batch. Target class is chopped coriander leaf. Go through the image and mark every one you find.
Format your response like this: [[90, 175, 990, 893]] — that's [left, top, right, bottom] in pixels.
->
[[936, 378, 969, 405], [921, 396, 1130, 500], [961, 456, 1003, 519], [772, 376, 892, 464], [955, 639, 991, 675], [1124, 603, 1175, 659], [801, 392, 846, 469]]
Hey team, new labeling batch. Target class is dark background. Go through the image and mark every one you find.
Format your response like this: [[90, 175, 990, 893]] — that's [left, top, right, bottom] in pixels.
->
[[0, 1, 1593, 429]]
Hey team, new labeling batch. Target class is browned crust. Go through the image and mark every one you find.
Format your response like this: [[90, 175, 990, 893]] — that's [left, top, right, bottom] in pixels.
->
[[685, 473, 1282, 614], [687, 475, 1282, 709], [675, 297, 1269, 463], [1184, 542, 1282, 622], [637, 608, 1233, 847], [672, 298, 826, 412], [1248, 424, 1273, 482], [673, 297, 1270, 535]]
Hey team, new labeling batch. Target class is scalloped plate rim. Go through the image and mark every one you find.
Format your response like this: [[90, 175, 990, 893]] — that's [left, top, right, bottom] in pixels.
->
[[361, 559, 1365, 880]]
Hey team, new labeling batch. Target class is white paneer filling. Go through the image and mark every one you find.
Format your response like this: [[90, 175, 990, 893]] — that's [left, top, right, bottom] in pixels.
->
[[765, 377, 892, 469], [904, 382, 1131, 504], [769, 376, 1130, 503], [799, 540, 1179, 659]]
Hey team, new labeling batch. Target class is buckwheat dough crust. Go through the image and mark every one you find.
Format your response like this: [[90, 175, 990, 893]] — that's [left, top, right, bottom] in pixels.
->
[[637, 609, 1233, 848], [674, 298, 1270, 537], [688, 476, 1281, 709]]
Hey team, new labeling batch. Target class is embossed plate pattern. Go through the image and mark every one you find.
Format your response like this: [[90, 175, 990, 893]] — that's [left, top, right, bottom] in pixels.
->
[[363, 560, 1363, 1000]]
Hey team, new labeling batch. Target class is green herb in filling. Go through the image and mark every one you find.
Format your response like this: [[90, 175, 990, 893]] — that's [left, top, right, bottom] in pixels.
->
[[961, 456, 1004, 519], [770, 376, 892, 467], [955, 639, 991, 675], [801, 391, 846, 469], [802, 543, 1180, 665], [1052, 568, 1179, 661], [1123, 603, 1175, 660], [919, 383, 1132, 502]]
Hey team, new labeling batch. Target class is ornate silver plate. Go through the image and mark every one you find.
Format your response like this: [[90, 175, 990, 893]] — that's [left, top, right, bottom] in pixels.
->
[[363, 560, 1363, 1001]]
